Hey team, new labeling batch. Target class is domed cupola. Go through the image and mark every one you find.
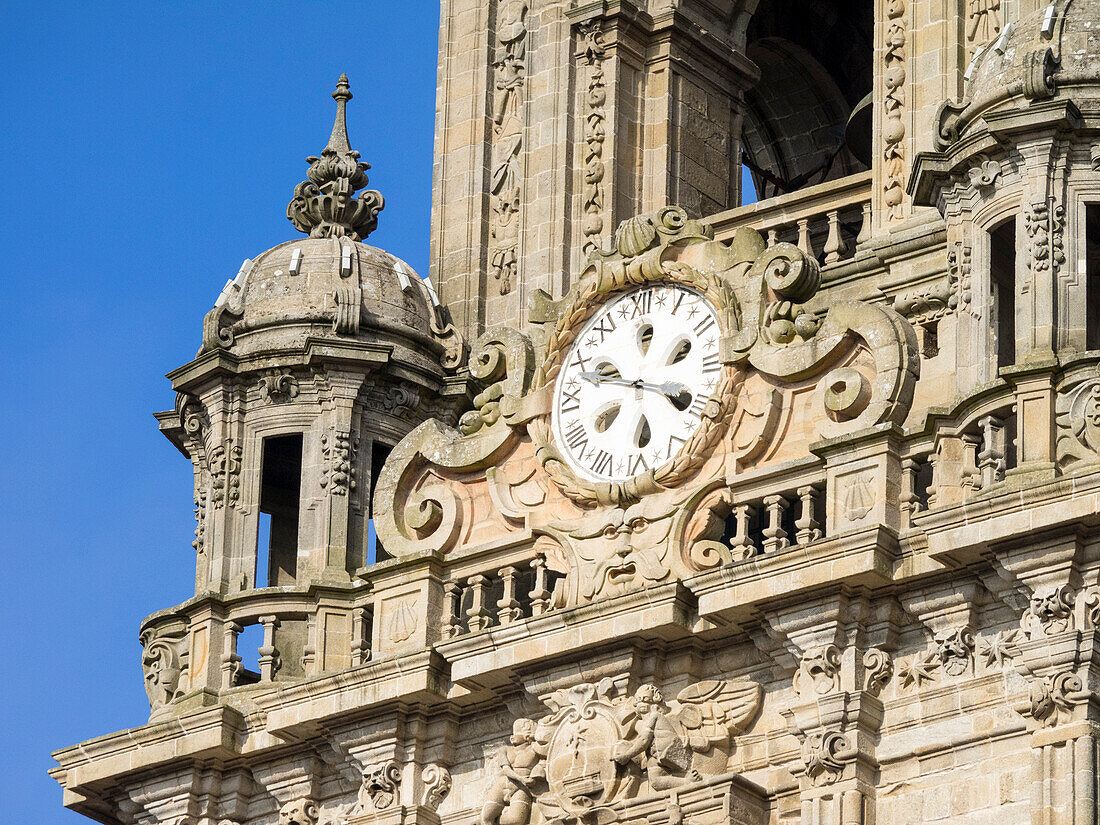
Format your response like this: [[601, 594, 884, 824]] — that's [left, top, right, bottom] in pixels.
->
[[160, 75, 468, 603], [911, 1, 1100, 390]]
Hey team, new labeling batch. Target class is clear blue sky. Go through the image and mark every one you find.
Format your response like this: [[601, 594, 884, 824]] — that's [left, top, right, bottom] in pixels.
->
[[0, 4, 758, 821], [0, 3, 440, 821]]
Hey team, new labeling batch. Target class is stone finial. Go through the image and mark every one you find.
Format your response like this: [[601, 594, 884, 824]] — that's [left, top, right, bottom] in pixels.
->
[[287, 74, 384, 240]]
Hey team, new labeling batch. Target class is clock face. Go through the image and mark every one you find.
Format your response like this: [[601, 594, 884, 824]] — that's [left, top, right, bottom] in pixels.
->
[[551, 284, 723, 483]]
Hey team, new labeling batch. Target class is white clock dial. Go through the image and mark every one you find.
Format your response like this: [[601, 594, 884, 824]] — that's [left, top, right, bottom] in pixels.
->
[[551, 284, 723, 483]]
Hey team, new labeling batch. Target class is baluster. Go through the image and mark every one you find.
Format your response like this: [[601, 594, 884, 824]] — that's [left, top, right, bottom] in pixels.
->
[[796, 219, 813, 257], [257, 615, 280, 682], [857, 202, 872, 245], [900, 457, 922, 528], [728, 503, 757, 560], [441, 580, 462, 639], [221, 621, 242, 690], [926, 449, 940, 509], [961, 433, 982, 494], [762, 495, 790, 554], [530, 553, 551, 616], [351, 606, 371, 666], [823, 210, 848, 264], [301, 614, 317, 674], [466, 574, 493, 632], [497, 566, 522, 624], [766, 228, 778, 248], [978, 415, 1007, 488], [794, 487, 822, 546]]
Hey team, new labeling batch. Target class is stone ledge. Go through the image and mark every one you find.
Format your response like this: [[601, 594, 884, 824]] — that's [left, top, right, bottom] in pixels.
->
[[690, 525, 900, 623]]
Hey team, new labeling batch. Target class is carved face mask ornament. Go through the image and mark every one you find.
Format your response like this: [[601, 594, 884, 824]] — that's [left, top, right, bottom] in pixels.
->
[[549, 496, 677, 603]]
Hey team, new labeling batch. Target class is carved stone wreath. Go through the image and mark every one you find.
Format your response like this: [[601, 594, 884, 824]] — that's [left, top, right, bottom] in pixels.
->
[[528, 208, 743, 508]]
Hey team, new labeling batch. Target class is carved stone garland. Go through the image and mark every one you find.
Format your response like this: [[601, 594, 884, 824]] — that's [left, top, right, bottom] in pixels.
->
[[883, 0, 907, 223], [576, 20, 607, 255], [527, 207, 743, 508], [489, 0, 529, 295]]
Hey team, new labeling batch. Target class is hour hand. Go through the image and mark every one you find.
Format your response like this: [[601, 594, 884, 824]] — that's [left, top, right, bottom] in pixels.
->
[[656, 380, 689, 398], [579, 371, 604, 386]]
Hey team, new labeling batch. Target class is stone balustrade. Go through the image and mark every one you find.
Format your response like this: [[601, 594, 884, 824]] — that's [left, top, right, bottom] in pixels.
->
[[440, 551, 559, 639], [708, 171, 872, 268], [138, 584, 372, 711], [724, 483, 827, 560]]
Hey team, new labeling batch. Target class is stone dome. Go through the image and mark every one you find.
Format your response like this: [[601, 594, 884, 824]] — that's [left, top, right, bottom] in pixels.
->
[[937, 1, 1100, 148], [199, 75, 463, 371], [204, 238, 449, 361]]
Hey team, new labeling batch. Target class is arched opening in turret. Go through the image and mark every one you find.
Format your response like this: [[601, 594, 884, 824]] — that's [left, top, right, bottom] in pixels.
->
[[258, 433, 304, 587], [366, 440, 393, 567], [1087, 205, 1100, 350], [739, 0, 873, 200], [989, 218, 1017, 371]]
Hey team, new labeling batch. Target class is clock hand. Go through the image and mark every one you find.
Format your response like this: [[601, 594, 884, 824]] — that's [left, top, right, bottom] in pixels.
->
[[577, 372, 690, 400]]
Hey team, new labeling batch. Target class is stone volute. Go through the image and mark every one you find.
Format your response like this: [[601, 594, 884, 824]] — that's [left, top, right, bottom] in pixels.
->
[[159, 75, 469, 605]]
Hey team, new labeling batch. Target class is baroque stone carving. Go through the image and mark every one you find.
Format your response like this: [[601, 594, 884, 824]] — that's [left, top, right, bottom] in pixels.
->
[[883, 0, 908, 223], [278, 799, 319, 825], [967, 158, 1001, 191], [374, 208, 917, 611], [1021, 585, 1075, 637], [1056, 376, 1100, 471], [422, 763, 452, 811], [320, 430, 357, 496], [934, 627, 975, 676], [480, 679, 761, 823], [863, 648, 893, 694], [139, 630, 186, 710], [257, 368, 300, 403], [359, 760, 402, 811], [489, 0, 529, 294], [897, 648, 937, 690], [794, 644, 842, 697], [576, 20, 608, 254], [286, 74, 384, 241], [209, 440, 242, 510], [528, 208, 743, 508], [976, 629, 1018, 668], [1030, 671, 1087, 728], [841, 473, 875, 521], [801, 730, 851, 787], [967, 0, 1001, 49], [1025, 198, 1066, 276]]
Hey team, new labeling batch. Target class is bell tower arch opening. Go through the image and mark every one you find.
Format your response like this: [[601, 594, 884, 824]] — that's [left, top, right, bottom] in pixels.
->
[[739, 0, 874, 200]]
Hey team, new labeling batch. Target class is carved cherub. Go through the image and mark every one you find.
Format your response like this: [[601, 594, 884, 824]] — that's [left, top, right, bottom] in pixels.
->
[[480, 717, 546, 825], [612, 685, 694, 791]]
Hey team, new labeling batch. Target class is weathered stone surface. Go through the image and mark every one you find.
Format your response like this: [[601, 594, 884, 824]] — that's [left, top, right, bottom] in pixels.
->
[[51, 6, 1100, 825]]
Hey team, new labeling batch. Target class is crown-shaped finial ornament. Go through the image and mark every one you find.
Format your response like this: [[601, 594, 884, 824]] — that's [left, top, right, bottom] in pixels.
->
[[287, 74, 385, 240]]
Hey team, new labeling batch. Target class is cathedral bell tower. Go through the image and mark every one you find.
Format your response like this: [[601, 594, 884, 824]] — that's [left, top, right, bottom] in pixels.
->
[[154, 75, 466, 701]]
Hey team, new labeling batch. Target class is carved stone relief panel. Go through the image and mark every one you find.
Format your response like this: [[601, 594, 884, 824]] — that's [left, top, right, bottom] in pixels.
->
[[479, 679, 762, 824]]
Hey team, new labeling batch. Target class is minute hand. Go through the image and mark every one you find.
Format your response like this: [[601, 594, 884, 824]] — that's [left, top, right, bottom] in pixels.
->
[[578, 372, 688, 398]]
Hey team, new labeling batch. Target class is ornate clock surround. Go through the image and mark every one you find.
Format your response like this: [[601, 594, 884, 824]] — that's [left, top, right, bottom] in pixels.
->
[[528, 207, 744, 508]]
